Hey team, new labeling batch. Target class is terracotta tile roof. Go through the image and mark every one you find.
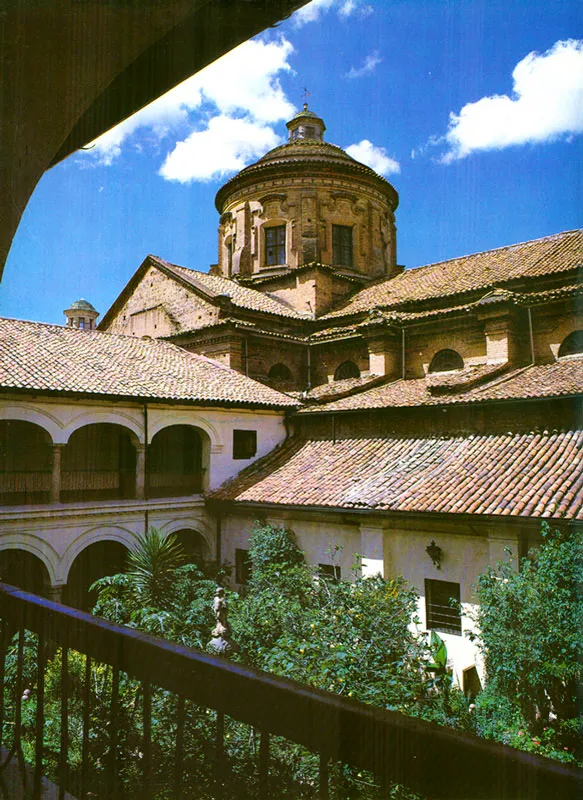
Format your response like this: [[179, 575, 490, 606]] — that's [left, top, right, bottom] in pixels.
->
[[213, 430, 583, 519], [298, 360, 583, 413], [304, 375, 385, 401], [152, 257, 306, 319], [0, 317, 297, 408], [323, 229, 583, 319]]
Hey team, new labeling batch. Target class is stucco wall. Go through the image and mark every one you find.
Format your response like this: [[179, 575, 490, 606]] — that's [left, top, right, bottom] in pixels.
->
[[219, 508, 521, 683]]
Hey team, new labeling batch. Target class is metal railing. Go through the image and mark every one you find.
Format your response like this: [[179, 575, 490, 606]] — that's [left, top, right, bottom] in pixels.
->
[[0, 583, 580, 799]]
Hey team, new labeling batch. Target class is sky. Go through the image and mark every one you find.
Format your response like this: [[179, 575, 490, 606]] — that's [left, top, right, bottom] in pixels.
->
[[1, 0, 582, 325]]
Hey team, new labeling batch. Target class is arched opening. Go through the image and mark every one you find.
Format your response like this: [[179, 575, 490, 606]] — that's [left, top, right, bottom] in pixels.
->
[[334, 361, 361, 381], [0, 548, 50, 595], [148, 425, 204, 498], [0, 420, 53, 505], [62, 423, 137, 502], [558, 330, 583, 359], [267, 362, 294, 389], [429, 349, 464, 373], [64, 540, 129, 611], [173, 529, 210, 568]]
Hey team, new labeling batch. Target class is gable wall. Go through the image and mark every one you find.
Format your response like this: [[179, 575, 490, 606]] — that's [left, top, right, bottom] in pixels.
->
[[103, 265, 220, 337]]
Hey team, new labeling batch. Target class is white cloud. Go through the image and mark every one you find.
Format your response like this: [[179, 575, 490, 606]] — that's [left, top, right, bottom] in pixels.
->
[[85, 37, 296, 172], [293, 0, 371, 26], [434, 39, 583, 163], [346, 51, 382, 79], [346, 140, 400, 175], [159, 116, 282, 183]]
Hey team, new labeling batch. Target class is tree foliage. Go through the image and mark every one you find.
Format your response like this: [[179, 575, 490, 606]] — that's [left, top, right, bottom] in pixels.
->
[[471, 522, 582, 761]]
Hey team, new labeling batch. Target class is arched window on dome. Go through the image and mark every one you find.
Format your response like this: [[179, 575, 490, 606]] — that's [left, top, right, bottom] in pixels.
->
[[429, 349, 464, 373], [334, 361, 361, 381], [268, 363, 293, 386], [558, 330, 583, 359]]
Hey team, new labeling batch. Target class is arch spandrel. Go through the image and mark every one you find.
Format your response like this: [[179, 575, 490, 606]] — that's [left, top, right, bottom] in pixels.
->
[[0, 537, 59, 585], [60, 525, 138, 584], [147, 414, 219, 448], [64, 411, 144, 445], [0, 405, 63, 443]]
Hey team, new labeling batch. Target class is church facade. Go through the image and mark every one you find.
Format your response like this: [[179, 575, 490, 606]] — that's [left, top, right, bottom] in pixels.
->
[[1, 106, 581, 684]]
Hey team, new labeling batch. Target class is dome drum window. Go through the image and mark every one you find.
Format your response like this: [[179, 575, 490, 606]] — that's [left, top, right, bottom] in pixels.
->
[[332, 225, 353, 268], [265, 225, 286, 267], [429, 349, 464, 374]]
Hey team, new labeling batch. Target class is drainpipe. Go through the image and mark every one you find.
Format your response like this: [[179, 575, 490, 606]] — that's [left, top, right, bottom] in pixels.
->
[[306, 336, 312, 391], [143, 403, 149, 534], [401, 327, 406, 379], [216, 510, 222, 568], [243, 336, 249, 376], [527, 307, 535, 365]]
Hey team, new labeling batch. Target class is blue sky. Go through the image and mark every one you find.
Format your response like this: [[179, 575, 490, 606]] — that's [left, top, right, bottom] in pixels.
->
[[1, 0, 582, 325]]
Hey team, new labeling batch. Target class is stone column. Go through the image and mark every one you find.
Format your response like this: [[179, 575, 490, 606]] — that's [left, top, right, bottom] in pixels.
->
[[46, 584, 66, 604], [50, 444, 64, 504], [360, 523, 386, 578], [135, 444, 146, 500]]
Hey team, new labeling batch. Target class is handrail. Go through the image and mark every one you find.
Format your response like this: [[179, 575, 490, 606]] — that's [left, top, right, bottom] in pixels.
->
[[0, 583, 581, 799]]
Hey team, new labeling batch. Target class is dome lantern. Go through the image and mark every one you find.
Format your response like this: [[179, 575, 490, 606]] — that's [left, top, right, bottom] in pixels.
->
[[285, 104, 326, 142], [64, 299, 99, 330]]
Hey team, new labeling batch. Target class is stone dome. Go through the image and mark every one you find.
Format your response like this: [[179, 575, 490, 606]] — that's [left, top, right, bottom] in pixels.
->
[[67, 298, 97, 312], [214, 106, 400, 289], [216, 133, 398, 213]]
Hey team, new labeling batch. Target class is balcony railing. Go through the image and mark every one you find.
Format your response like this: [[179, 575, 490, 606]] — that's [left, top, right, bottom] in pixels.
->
[[146, 469, 205, 498], [0, 471, 51, 505], [0, 583, 580, 799]]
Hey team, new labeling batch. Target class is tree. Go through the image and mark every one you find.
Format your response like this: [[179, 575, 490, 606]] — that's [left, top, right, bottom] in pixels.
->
[[472, 523, 582, 762], [91, 527, 216, 647]]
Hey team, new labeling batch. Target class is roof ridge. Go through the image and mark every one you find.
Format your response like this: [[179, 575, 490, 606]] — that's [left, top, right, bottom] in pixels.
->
[[406, 228, 582, 273]]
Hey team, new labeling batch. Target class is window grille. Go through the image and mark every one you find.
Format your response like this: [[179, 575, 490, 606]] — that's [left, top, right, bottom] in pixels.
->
[[425, 579, 461, 635]]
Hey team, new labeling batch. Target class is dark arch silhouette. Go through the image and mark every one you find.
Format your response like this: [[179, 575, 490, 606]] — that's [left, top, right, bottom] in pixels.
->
[[429, 349, 464, 373], [0, 420, 53, 505], [62, 423, 137, 502], [334, 361, 361, 381], [148, 425, 204, 497], [268, 363, 293, 382], [558, 330, 583, 359], [173, 529, 210, 567], [64, 539, 129, 610], [0, 549, 50, 595]]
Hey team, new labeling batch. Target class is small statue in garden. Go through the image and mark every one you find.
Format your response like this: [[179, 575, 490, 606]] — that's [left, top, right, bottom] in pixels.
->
[[208, 587, 239, 656]]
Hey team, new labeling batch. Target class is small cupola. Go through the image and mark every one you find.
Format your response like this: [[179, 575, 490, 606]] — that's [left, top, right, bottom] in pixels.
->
[[286, 104, 326, 142], [64, 299, 99, 330]]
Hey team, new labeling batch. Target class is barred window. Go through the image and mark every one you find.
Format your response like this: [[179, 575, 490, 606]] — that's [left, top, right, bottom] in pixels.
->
[[425, 579, 461, 636], [265, 226, 286, 266], [332, 225, 353, 267]]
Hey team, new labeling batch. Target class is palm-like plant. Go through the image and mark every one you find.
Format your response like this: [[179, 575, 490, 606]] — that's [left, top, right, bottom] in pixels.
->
[[127, 527, 186, 606]]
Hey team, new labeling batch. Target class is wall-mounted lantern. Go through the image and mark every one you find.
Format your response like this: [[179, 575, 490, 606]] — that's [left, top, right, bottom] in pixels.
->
[[425, 540, 442, 570]]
